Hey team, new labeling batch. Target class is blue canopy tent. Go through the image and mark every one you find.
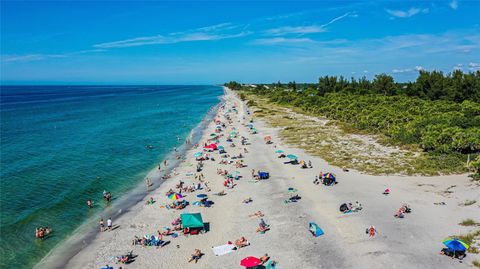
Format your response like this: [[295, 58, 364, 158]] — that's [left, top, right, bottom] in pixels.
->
[[309, 222, 324, 237]]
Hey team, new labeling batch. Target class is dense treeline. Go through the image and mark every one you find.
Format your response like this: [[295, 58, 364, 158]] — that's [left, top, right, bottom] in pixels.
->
[[226, 70, 480, 103], [225, 70, 480, 154]]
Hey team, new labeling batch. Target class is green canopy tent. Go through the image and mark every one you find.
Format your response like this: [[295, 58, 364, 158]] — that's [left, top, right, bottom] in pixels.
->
[[181, 213, 204, 229]]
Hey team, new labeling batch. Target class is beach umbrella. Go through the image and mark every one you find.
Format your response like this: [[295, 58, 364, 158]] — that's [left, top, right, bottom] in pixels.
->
[[288, 187, 298, 193], [216, 125, 222, 129], [240, 256, 262, 268], [210, 133, 217, 137], [196, 194, 208, 198], [218, 146, 224, 150], [287, 154, 298, 160], [168, 193, 183, 200], [275, 149, 284, 154], [443, 238, 470, 251], [323, 173, 336, 180], [194, 152, 202, 158], [264, 135, 272, 142]]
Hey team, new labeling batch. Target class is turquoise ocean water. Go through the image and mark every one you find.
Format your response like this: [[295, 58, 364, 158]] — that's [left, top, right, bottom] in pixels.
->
[[0, 85, 223, 268]]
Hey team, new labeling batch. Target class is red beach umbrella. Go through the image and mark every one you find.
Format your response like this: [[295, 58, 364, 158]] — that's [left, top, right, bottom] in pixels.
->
[[240, 256, 262, 267]]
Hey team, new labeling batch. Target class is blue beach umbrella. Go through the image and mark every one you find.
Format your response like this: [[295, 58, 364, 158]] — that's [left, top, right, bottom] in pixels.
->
[[443, 238, 469, 251], [218, 146, 225, 150], [196, 194, 208, 198], [194, 152, 202, 158], [287, 154, 298, 160], [275, 150, 284, 154]]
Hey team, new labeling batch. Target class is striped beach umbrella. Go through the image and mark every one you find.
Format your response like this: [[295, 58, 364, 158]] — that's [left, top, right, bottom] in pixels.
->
[[168, 193, 183, 200]]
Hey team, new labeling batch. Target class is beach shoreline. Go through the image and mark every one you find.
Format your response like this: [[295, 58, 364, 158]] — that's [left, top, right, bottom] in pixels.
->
[[34, 89, 226, 269], [38, 87, 479, 269]]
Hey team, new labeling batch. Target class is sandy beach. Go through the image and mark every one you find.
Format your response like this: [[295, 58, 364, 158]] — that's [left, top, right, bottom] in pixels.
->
[[37, 87, 479, 269]]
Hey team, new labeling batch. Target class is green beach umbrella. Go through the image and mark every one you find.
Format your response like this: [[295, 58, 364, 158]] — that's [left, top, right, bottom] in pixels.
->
[[287, 154, 298, 160]]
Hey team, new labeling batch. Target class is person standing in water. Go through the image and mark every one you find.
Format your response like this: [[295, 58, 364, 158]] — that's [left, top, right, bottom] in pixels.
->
[[87, 199, 93, 208]]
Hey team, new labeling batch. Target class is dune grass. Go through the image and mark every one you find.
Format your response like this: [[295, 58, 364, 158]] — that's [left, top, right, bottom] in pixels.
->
[[455, 229, 480, 254], [473, 260, 480, 268], [460, 200, 477, 206], [244, 93, 467, 176], [459, 219, 479, 226]]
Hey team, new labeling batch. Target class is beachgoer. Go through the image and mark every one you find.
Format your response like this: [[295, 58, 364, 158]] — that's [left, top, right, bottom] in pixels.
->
[[107, 217, 112, 230], [87, 199, 93, 208], [99, 218, 105, 232], [38, 228, 45, 239], [188, 249, 202, 263], [368, 226, 376, 237], [249, 211, 264, 218], [235, 236, 249, 248], [260, 254, 270, 264]]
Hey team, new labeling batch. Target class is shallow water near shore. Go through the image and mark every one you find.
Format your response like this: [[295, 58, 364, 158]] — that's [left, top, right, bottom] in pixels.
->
[[0, 85, 223, 269]]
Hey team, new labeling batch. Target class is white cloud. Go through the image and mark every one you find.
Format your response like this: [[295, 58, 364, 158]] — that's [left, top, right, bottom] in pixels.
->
[[453, 64, 463, 70], [415, 66, 425, 71], [386, 8, 429, 18], [469, 62, 480, 70], [94, 23, 249, 48], [450, 0, 458, 10], [392, 68, 413, 73], [252, 37, 315, 45], [264, 12, 357, 36], [1, 54, 65, 63], [1, 49, 105, 63], [266, 26, 326, 36]]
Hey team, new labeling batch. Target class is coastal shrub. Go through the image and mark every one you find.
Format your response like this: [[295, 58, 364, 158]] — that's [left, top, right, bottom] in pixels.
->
[[459, 219, 479, 226], [242, 89, 480, 154]]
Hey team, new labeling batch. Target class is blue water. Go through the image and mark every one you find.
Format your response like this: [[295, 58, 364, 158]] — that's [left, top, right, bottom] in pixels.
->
[[0, 85, 223, 268]]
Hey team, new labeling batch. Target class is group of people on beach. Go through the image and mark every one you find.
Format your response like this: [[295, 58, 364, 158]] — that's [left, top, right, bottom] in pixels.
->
[[99, 217, 113, 232]]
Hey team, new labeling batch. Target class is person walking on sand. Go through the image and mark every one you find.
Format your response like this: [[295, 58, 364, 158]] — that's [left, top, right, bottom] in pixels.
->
[[251, 169, 255, 179], [368, 225, 376, 237], [99, 218, 105, 232], [163, 160, 167, 167], [107, 217, 112, 230]]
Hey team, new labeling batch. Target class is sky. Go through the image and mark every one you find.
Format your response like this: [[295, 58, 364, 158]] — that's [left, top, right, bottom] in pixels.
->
[[1, 0, 479, 85]]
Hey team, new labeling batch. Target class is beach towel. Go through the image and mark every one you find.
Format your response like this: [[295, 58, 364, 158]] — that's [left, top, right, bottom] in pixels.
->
[[211, 244, 236, 256]]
